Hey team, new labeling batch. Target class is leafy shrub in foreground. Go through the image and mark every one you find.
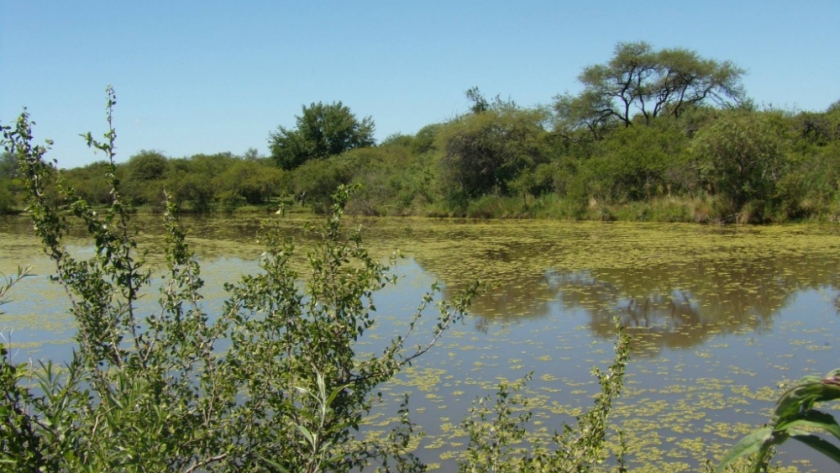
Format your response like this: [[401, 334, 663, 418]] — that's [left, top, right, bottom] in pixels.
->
[[1, 88, 635, 472], [1, 88, 477, 472]]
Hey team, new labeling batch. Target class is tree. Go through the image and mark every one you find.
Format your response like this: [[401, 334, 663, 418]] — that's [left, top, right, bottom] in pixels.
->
[[584, 122, 688, 202], [556, 42, 746, 137], [436, 106, 549, 201], [269, 101, 375, 170], [122, 150, 170, 205], [126, 149, 168, 181], [164, 153, 238, 212], [411, 123, 440, 155], [216, 159, 282, 205], [0, 152, 22, 213], [0, 151, 20, 179], [692, 111, 788, 220], [61, 160, 114, 205], [465, 86, 490, 114], [284, 154, 356, 213]]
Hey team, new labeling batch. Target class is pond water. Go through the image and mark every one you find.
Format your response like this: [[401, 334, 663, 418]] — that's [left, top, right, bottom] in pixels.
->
[[2, 214, 839, 472]]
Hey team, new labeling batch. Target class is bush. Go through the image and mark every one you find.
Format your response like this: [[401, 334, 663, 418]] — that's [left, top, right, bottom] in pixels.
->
[[691, 111, 788, 221], [1, 91, 478, 471], [435, 106, 550, 202], [284, 154, 356, 213], [0, 179, 16, 214], [2, 88, 635, 472]]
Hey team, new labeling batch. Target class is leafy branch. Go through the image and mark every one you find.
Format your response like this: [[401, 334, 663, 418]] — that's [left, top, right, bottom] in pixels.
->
[[717, 368, 840, 472]]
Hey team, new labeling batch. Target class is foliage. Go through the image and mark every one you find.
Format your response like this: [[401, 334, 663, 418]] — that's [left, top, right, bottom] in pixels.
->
[[556, 41, 745, 136], [343, 144, 435, 216], [1, 148, 27, 213], [411, 124, 440, 155], [121, 149, 169, 206], [216, 158, 282, 205], [554, 89, 617, 141], [1, 88, 479, 471], [166, 152, 238, 212], [0, 266, 38, 468], [0, 179, 15, 214], [583, 121, 688, 202], [436, 106, 549, 202], [466, 86, 491, 114], [460, 374, 534, 473], [717, 368, 840, 473], [270, 101, 376, 170], [284, 153, 357, 213], [691, 111, 788, 221], [4, 43, 840, 222], [459, 325, 631, 473], [60, 160, 115, 205]]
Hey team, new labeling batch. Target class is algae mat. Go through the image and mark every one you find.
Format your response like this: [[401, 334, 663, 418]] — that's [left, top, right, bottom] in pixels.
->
[[2, 215, 840, 471]]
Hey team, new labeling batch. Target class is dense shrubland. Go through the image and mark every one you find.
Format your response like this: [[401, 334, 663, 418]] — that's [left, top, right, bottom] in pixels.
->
[[2, 42, 839, 223]]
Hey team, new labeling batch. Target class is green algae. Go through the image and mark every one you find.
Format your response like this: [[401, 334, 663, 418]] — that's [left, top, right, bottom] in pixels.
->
[[2, 215, 839, 471]]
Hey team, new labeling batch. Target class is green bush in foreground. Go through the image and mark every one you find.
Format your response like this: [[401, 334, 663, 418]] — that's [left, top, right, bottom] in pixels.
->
[[1, 88, 481, 472], [1, 87, 644, 472]]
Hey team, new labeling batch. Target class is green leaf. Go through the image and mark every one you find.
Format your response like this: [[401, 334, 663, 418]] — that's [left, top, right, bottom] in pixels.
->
[[779, 410, 840, 442], [790, 433, 840, 465], [296, 424, 316, 448], [773, 378, 823, 419], [260, 457, 291, 473], [716, 427, 773, 473]]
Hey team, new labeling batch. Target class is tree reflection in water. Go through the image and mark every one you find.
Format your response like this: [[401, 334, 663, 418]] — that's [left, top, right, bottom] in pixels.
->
[[437, 253, 839, 355]]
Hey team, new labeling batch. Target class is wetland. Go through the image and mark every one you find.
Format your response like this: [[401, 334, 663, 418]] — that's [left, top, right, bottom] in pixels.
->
[[2, 214, 839, 472]]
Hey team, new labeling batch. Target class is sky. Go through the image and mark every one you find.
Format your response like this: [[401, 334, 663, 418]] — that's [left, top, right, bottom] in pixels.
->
[[1, 1, 838, 169]]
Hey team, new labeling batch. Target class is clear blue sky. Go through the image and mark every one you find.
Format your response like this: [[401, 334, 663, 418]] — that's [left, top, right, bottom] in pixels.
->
[[2, 1, 838, 169]]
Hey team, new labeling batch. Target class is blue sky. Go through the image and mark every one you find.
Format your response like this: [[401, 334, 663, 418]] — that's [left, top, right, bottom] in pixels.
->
[[2, 1, 838, 169]]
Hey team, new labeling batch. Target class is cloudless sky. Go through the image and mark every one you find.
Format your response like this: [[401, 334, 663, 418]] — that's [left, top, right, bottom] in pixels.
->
[[2, 1, 838, 169]]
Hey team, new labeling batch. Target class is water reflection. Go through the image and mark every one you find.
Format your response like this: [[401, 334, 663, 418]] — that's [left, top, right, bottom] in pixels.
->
[[5, 215, 840, 355], [427, 250, 839, 354], [4, 215, 840, 470]]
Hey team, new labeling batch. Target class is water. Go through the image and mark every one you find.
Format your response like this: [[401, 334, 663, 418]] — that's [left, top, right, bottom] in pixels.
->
[[2, 214, 839, 471]]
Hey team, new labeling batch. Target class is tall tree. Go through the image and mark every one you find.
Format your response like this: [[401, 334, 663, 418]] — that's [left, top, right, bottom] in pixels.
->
[[269, 101, 375, 170], [556, 42, 746, 136]]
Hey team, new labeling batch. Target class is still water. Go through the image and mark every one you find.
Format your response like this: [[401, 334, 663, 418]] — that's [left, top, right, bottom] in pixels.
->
[[2, 214, 839, 472]]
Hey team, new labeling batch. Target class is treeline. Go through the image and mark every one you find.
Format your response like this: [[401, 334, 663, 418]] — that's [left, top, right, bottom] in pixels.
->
[[3, 41, 840, 223], [0, 148, 284, 214]]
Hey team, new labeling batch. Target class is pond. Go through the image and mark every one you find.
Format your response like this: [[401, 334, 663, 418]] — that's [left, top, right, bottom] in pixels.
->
[[2, 214, 839, 472]]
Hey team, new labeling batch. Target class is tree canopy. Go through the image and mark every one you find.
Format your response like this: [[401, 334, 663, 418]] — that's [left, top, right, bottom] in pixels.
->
[[269, 101, 375, 170], [436, 105, 549, 200], [556, 42, 746, 138], [4, 43, 840, 223]]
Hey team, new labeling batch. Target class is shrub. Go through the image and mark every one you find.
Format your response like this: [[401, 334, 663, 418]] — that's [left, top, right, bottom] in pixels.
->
[[2, 88, 635, 472], [1, 89, 478, 471]]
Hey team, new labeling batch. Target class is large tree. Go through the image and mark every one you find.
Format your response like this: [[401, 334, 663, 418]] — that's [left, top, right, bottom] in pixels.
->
[[556, 42, 746, 137], [269, 101, 375, 170]]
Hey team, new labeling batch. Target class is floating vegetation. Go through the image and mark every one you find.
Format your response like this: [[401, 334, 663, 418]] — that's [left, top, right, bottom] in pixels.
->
[[2, 216, 839, 471]]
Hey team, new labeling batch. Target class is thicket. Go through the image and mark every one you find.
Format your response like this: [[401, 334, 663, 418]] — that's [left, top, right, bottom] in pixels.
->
[[2, 43, 839, 223]]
